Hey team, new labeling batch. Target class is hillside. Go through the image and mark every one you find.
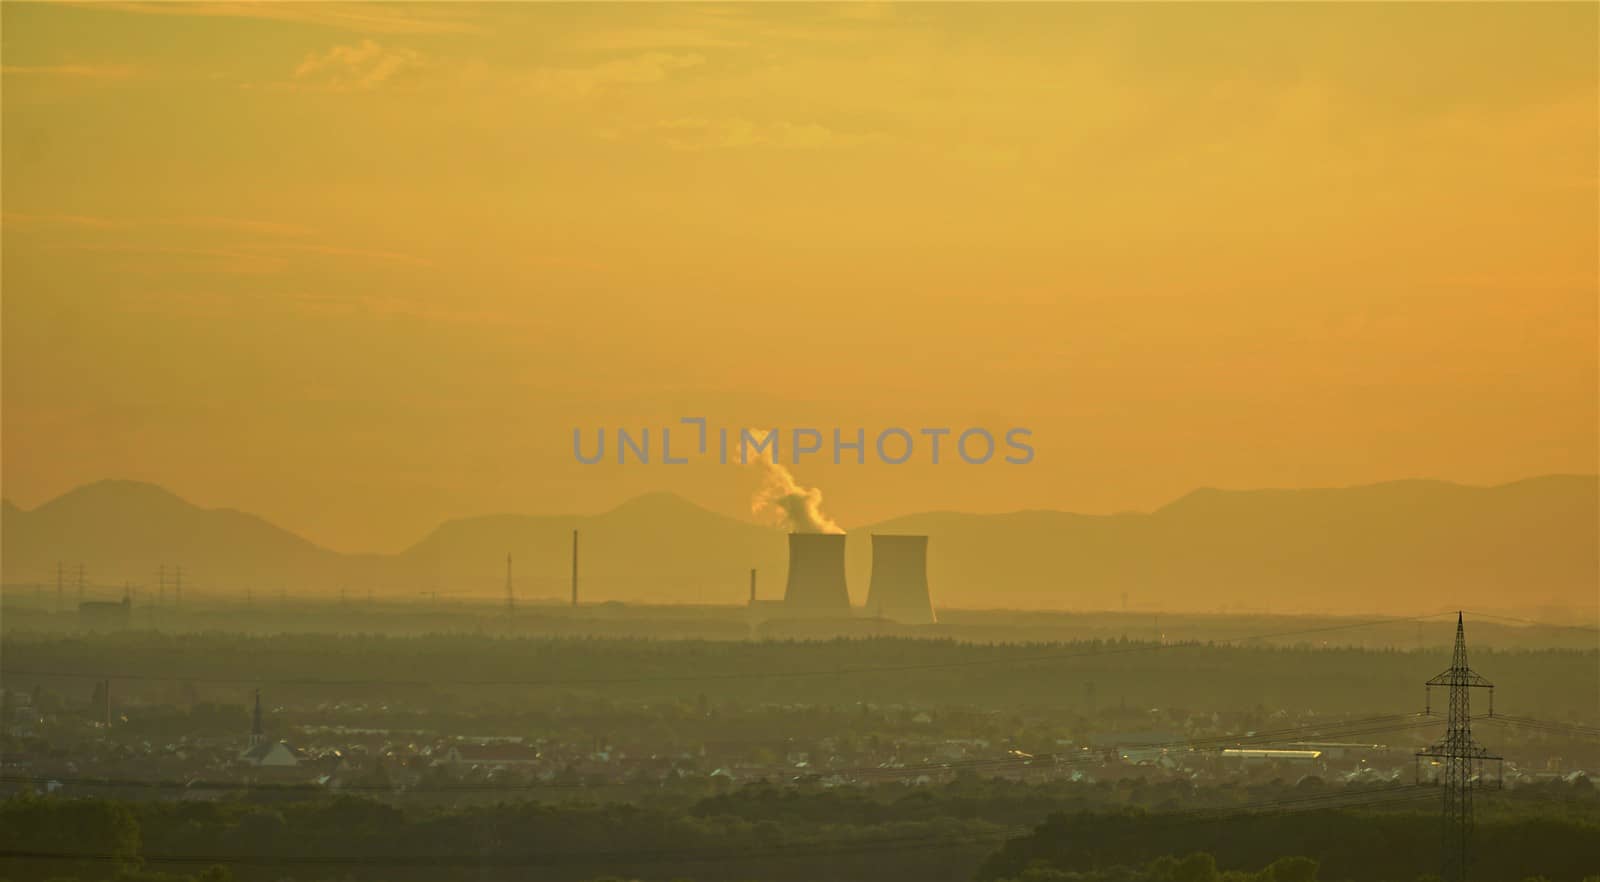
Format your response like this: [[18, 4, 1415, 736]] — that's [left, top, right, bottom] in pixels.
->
[[3, 476, 1595, 615], [862, 475, 1598, 613]]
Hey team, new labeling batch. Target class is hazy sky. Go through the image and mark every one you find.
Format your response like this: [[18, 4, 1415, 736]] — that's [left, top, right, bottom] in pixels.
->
[[3, 2, 1596, 552]]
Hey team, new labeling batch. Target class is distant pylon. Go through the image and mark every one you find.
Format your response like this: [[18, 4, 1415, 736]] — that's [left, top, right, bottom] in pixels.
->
[[505, 553, 515, 618], [174, 565, 183, 608], [1416, 612, 1501, 882]]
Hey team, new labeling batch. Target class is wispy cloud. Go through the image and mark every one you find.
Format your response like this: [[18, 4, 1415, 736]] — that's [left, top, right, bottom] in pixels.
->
[[1, 63, 138, 80], [833, 4, 898, 23], [84, 2, 484, 35], [278, 45, 702, 97], [657, 4, 900, 46], [523, 53, 705, 99], [572, 28, 747, 52], [2, 212, 125, 230], [51, 243, 286, 275], [9, 212, 427, 271], [623, 118, 889, 151], [180, 216, 320, 236], [249, 242, 433, 268], [46, 240, 431, 274], [293, 40, 427, 92], [3, 213, 316, 236]]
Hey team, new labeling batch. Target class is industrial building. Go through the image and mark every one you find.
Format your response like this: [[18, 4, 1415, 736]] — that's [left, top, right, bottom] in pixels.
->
[[1219, 748, 1323, 768], [78, 593, 131, 630], [865, 534, 937, 624], [782, 532, 851, 614]]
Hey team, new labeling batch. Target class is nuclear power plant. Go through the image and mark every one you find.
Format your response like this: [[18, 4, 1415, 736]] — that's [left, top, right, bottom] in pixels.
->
[[782, 532, 851, 614], [778, 531, 937, 623], [866, 534, 937, 624]]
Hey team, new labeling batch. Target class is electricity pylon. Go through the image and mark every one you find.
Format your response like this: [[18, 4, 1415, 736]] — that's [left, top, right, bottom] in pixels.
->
[[1416, 612, 1500, 882]]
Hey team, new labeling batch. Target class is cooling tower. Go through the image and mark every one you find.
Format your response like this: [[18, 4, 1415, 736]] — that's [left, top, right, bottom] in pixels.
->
[[783, 532, 851, 614], [865, 534, 936, 624]]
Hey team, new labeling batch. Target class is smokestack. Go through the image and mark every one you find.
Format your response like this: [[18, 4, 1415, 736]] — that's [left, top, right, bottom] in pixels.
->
[[749, 568, 758, 606], [571, 530, 579, 607], [865, 534, 936, 625], [783, 533, 850, 614], [506, 553, 514, 617]]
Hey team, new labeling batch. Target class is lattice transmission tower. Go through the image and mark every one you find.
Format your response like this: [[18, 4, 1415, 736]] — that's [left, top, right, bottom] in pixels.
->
[[1416, 612, 1501, 882]]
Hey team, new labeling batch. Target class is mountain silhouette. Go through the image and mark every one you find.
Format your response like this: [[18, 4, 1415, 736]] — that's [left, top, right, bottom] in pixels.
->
[[396, 491, 784, 603], [1, 479, 382, 596], [3, 476, 1594, 614], [858, 475, 1597, 613]]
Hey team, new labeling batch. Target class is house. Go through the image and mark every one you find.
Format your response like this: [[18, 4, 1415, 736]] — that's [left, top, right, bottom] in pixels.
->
[[442, 742, 541, 767], [240, 740, 303, 767]]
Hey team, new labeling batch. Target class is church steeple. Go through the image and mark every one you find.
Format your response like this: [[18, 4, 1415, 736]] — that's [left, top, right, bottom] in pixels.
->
[[249, 688, 264, 748]]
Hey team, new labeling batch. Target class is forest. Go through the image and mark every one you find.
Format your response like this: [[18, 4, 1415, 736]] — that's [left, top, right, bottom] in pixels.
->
[[2, 779, 1597, 882], [3, 630, 1596, 717]]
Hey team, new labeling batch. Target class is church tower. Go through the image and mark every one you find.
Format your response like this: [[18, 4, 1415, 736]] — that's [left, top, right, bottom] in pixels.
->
[[249, 688, 265, 749]]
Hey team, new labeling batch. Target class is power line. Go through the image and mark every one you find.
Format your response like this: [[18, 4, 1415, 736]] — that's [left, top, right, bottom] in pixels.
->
[[1458, 610, 1600, 634], [1476, 714, 1600, 739]]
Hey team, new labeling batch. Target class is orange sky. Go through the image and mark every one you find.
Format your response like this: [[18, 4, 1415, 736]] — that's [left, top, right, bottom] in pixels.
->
[[3, 2, 1596, 552]]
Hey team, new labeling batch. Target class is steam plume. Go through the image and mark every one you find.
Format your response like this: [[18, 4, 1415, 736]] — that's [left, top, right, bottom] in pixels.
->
[[747, 431, 843, 534]]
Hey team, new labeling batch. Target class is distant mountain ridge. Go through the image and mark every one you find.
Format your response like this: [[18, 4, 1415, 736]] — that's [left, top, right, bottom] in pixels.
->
[[4, 476, 1595, 614]]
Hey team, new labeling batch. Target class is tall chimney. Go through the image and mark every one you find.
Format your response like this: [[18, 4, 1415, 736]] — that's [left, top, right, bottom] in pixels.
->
[[865, 534, 936, 625], [571, 530, 579, 607], [749, 568, 758, 606], [783, 533, 850, 614], [506, 553, 515, 617]]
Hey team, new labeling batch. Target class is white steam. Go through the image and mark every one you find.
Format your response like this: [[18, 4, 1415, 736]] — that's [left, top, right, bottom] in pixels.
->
[[747, 430, 843, 534]]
